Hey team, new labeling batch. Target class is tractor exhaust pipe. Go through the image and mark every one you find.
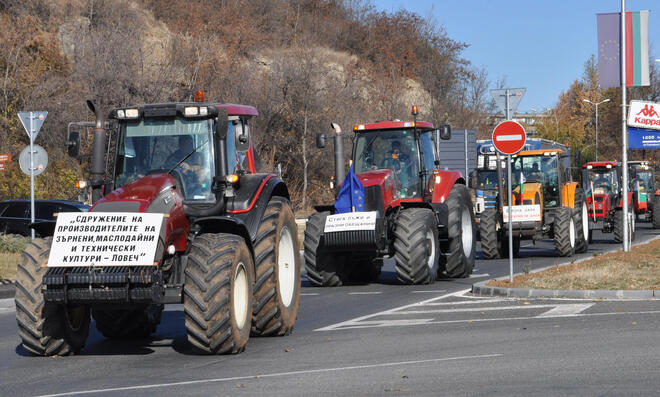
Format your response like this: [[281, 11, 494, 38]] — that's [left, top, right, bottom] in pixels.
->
[[331, 123, 345, 189], [87, 100, 106, 203]]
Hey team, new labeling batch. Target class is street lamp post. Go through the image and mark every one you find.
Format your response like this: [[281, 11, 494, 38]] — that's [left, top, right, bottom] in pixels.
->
[[582, 98, 610, 161]]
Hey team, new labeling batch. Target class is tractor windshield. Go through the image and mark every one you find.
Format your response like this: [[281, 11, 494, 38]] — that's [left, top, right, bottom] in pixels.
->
[[512, 154, 560, 207], [631, 169, 654, 192], [353, 129, 420, 198], [583, 168, 619, 196], [114, 118, 214, 201], [477, 170, 498, 190]]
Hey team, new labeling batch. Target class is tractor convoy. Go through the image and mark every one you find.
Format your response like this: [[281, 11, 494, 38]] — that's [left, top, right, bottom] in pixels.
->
[[14, 99, 655, 357]]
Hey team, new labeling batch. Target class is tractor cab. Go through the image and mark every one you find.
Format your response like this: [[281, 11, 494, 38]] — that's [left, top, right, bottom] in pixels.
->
[[582, 162, 621, 202], [511, 149, 570, 209], [352, 120, 438, 200]]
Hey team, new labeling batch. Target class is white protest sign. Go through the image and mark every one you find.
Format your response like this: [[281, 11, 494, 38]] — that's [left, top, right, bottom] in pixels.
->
[[502, 205, 541, 223], [324, 211, 377, 233], [48, 212, 164, 267]]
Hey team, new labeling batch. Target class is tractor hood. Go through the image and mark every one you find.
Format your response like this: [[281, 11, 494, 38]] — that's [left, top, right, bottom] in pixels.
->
[[354, 169, 399, 211], [91, 173, 179, 212]]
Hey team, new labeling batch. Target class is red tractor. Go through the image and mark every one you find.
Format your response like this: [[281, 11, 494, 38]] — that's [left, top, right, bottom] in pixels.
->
[[15, 93, 301, 356], [304, 107, 476, 286], [582, 161, 635, 242]]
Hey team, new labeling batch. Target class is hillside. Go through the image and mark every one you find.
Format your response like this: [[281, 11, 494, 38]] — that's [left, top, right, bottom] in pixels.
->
[[0, 0, 492, 208]]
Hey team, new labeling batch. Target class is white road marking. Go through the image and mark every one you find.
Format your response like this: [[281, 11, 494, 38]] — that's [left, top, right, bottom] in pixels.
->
[[300, 293, 319, 296], [423, 299, 507, 306], [32, 354, 503, 397], [536, 303, 594, 318], [348, 292, 382, 295], [469, 273, 490, 278]]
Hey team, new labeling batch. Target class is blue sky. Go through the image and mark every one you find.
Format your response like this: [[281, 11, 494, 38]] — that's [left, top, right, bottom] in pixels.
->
[[373, 0, 660, 113]]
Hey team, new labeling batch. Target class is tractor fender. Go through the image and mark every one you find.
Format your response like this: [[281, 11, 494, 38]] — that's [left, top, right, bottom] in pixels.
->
[[561, 182, 579, 209], [430, 170, 466, 204], [191, 215, 254, 255], [226, 173, 290, 242]]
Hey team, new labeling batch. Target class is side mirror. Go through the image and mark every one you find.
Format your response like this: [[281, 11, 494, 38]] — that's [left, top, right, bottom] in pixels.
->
[[440, 124, 451, 140], [469, 169, 479, 189], [66, 131, 80, 158], [316, 133, 327, 149], [235, 122, 250, 152]]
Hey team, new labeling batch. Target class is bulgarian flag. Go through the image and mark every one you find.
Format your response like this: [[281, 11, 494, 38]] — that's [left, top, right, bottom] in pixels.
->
[[597, 11, 649, 88]]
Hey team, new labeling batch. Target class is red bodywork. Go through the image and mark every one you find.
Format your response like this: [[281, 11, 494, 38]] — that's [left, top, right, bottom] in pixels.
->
[[91, 174, 189, 253]]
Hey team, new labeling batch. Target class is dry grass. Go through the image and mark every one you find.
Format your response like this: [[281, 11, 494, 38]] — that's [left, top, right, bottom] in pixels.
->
[[487, 238, 660, 290], [0, 252, 20, 281]]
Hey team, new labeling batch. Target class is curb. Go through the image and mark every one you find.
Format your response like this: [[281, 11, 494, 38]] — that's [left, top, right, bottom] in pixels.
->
[[471, 233, 660, 300]]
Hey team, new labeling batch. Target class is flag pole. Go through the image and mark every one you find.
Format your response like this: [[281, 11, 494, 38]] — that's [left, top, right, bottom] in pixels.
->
[[621, 0, 630, 251]]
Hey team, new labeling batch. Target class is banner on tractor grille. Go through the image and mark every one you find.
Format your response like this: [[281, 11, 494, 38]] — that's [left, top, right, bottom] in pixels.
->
[[502, 205, 541, 223], [324, 211, 377, 233], [47, 212, 164, 267]]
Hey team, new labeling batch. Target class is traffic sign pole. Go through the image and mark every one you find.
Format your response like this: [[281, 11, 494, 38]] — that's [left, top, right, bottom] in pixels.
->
[[506, 90, 514, 282], [29, 112, 35, 240]]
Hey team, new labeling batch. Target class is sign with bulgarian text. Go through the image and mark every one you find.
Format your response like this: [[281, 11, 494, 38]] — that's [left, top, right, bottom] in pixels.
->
[[628, 100, 660, 130], [629, 127, 660, 149], [503, 205, 541, 223], [324, 211, 377, 233], [48, 212, 163, 267]]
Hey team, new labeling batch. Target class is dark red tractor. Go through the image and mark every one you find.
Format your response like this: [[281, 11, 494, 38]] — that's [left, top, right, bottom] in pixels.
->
[[305, 107, 476, 286], [15, 93, 301, 356], [582, 161, 635, 242]]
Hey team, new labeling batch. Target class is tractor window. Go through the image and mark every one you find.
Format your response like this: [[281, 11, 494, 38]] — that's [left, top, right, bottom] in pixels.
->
[[513, 155, 560, 207], [584, 168, 619, 195], [419, 132, 436, 172], [633, 170, 654, 191], [114, 118, 214, 201], [227, 120, 248, 174], [477, 170, 498, 189], [353, 129, 420, 198]]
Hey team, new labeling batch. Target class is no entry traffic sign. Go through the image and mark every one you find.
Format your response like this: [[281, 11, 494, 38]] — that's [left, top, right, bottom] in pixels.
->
[[492, 120, 526, 155]]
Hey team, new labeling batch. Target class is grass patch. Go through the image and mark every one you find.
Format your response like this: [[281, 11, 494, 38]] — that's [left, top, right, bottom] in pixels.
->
[[487, 238, 660, 290]]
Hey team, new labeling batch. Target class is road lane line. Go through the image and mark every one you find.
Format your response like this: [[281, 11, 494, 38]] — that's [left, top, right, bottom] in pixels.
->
[[401, 304, 557, 315], [32, 354, 503, 397], [423, 298, 507, 306], [315, 288, 471, 331], [535, 303, 594, 317], [348, 292, 382, 295], [469, 273, 490, 278], [300, 293, 319, 296]]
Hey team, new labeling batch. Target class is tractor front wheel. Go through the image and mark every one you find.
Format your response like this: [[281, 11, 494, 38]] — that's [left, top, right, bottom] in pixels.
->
[[393, 208, 439, 284], [479, 209, 501, 259], [15, 237, 90, 356], [304, 212, 346, 287], [251, 197, 301, 337], [184, 233, 253, 354], [554, 206, 575, 256], [442, 184, 476, 278], [574, 188, 589, 254]]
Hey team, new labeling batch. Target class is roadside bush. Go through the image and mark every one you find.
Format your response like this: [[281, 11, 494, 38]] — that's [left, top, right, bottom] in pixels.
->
[[0, 234, 29, 253]]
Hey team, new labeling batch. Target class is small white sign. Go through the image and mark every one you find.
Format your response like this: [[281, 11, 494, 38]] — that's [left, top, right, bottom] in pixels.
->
[[324, 211, 377, 233], [48, 212, 164, 267], [503, 205, 541, 223], [628, 100, 660, 130]]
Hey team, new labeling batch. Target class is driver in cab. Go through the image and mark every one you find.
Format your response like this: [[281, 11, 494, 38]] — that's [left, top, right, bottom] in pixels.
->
[[166, 135, 210, 196]]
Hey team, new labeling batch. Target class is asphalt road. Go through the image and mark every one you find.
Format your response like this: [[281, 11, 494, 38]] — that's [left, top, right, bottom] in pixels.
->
[[1, 223, 659, 396]]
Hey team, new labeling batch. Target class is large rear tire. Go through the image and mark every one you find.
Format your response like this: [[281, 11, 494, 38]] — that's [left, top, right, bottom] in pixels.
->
[[393, 208, 438, 284], [653, 196, 660, 228], [574, 188, 589, 254], [15, 237, 90, 356], [442, 184, 476, 278], [251, 197, 301, 337], [92, 305, 163, 339], [184, 233, 253, 354], [554, 206, 575, 256], [304, 212, 345, 287], [479, 209, 501, 259]]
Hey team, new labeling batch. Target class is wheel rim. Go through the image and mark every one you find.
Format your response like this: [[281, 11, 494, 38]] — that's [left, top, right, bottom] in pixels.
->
[[461, 205, 473, 257], [233, 262, 249, 329], [278, 226, 296, 307], [569, 217, 575, 248], [425, 229, 436, 270], [65, 305, 87, 332], [581, 202, 589, 242]]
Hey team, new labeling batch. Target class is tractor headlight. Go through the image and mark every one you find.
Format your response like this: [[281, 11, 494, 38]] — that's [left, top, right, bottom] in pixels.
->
[[125, 108, 139, 118], [184, 106, 199, 116]]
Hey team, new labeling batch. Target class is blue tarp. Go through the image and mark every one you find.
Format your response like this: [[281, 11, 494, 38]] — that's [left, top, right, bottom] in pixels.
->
[[334, 165, 365, 213]]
